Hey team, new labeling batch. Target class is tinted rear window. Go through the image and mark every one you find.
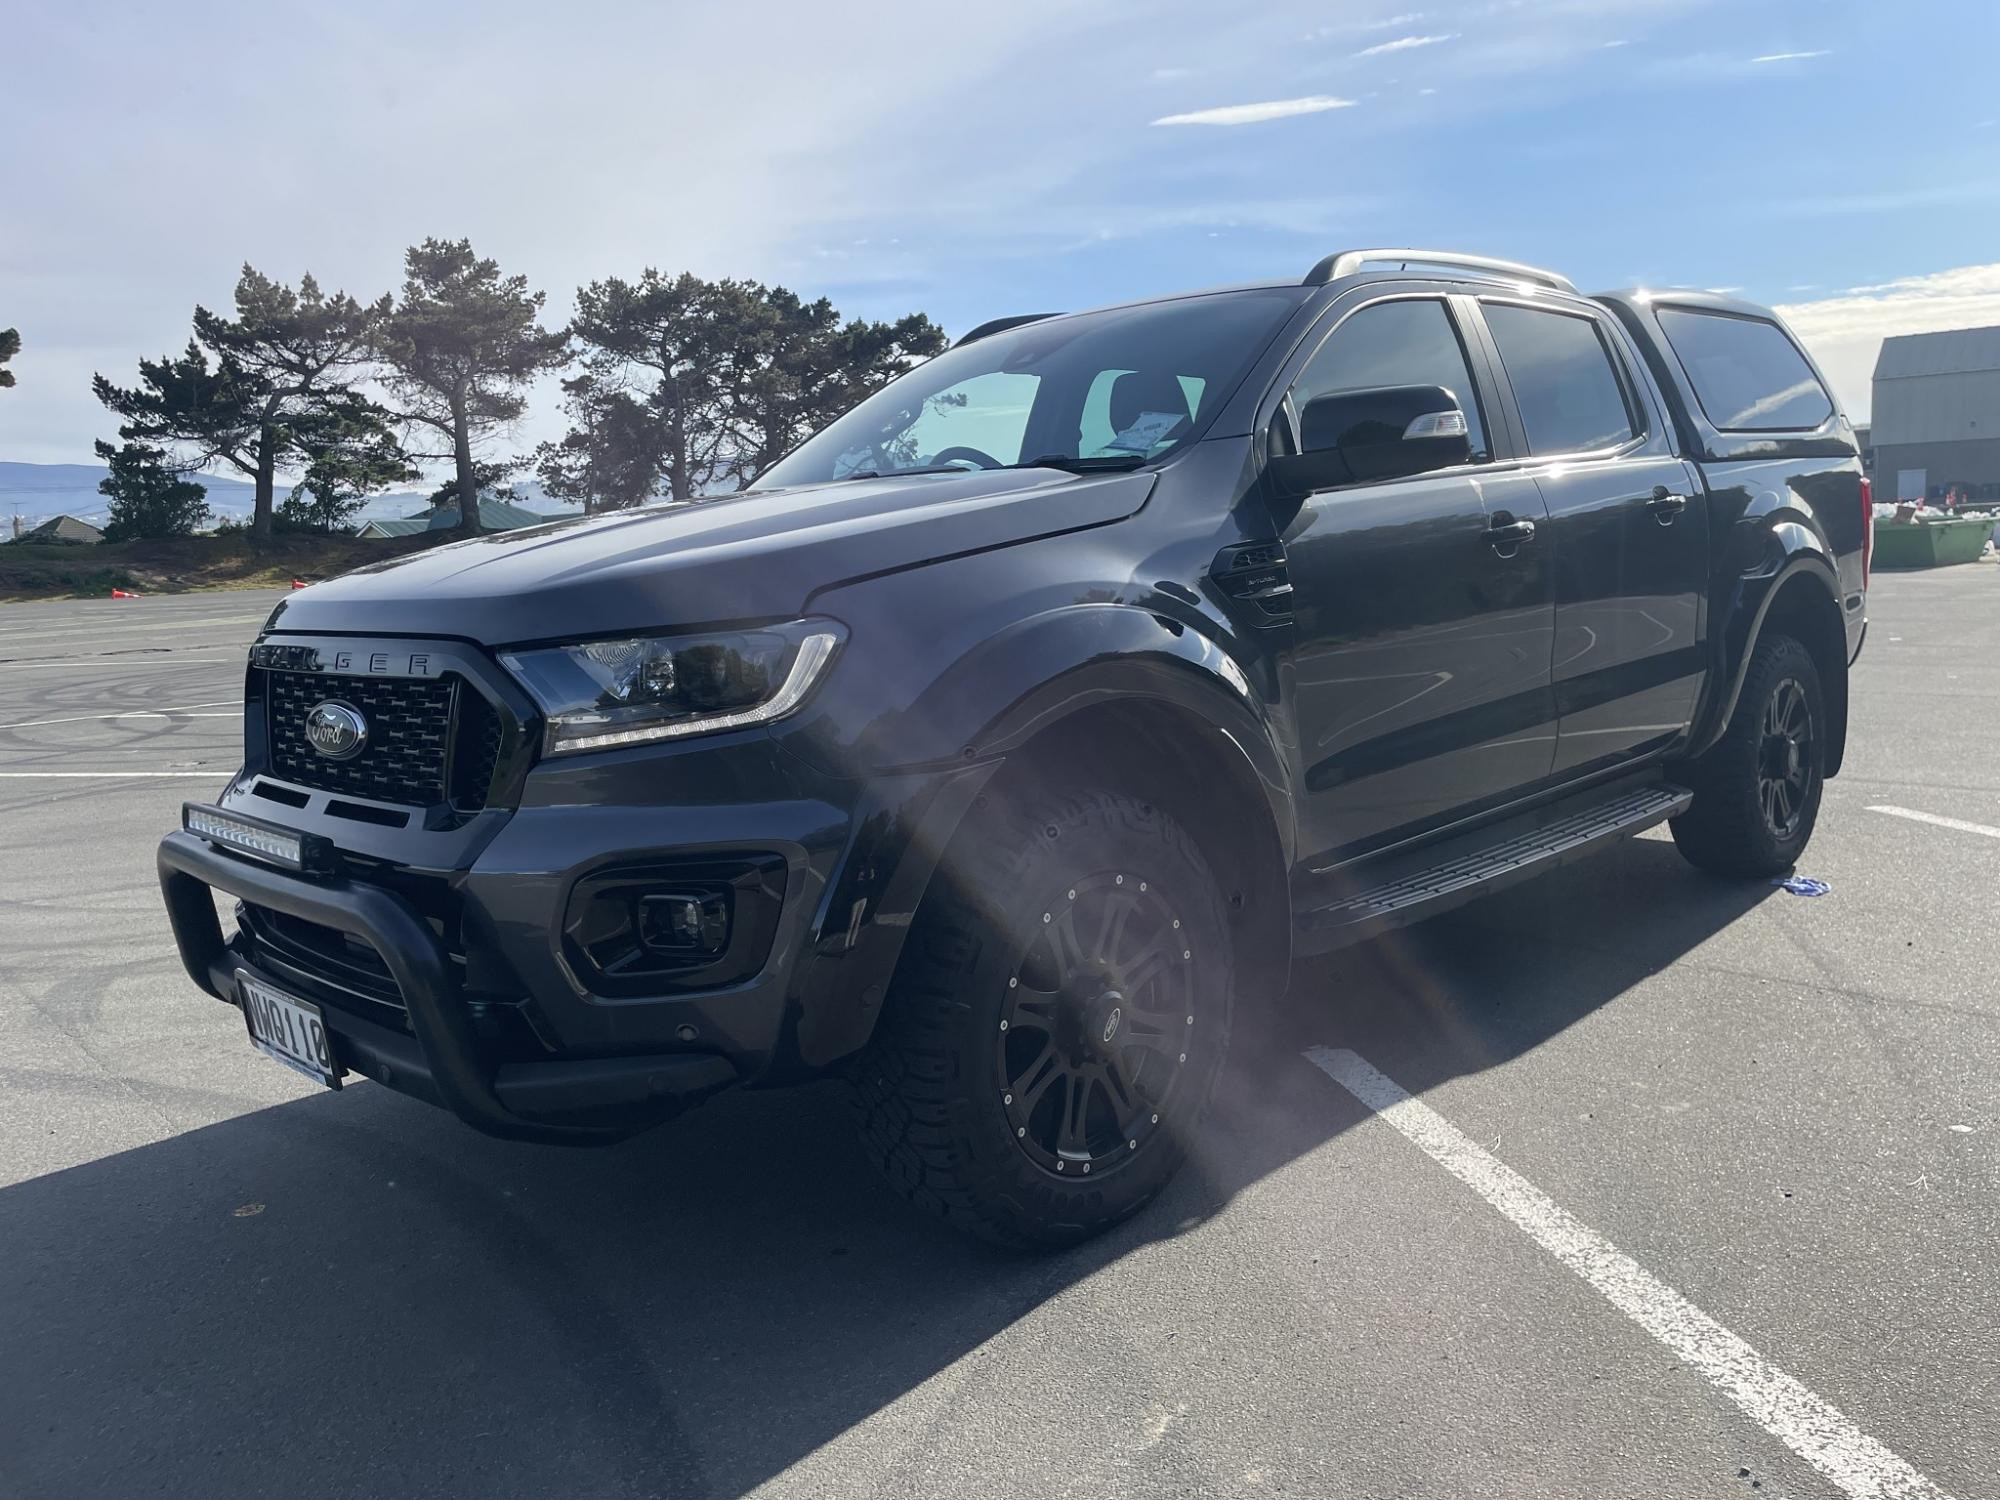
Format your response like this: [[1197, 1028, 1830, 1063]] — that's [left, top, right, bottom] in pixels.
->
[[1655, 308, 1833, 432]]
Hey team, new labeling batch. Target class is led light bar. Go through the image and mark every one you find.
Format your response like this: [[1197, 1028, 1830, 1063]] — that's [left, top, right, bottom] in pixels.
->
[[183, 803, 335, 874]]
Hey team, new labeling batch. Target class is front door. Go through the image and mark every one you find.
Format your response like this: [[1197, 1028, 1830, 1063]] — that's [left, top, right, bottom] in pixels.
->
[[1474, 299, 1709, 776], [1278, 294, 1558, 866]]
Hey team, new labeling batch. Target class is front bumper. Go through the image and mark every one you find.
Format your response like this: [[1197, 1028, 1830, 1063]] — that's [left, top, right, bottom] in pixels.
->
[[158, 744, 992, 1143], [159, 830, 739, 1141]]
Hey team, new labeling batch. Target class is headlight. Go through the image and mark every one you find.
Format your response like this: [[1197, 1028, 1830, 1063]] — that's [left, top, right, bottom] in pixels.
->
[[500, 619, 843, 756]]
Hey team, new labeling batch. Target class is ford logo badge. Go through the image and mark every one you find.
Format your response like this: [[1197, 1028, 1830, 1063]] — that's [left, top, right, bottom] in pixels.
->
[[304, 701, 368, 760]]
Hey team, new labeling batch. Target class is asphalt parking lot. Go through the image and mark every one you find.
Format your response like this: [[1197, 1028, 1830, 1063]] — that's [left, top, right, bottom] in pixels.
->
[[2, 572, 1995, 1500]]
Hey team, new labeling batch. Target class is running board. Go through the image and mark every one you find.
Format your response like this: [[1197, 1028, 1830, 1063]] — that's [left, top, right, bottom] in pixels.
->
[[1298, 782, 1692, 950]]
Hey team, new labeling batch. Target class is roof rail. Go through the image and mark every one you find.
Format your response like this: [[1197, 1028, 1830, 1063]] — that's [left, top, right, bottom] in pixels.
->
[[955, 312, 1061, 347], [1304, 249, 1576, 293]]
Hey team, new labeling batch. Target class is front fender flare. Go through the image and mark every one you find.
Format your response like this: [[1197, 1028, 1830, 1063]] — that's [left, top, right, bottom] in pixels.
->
[[779, 605, 1295, 1071], [888, 602, 1290, 839]]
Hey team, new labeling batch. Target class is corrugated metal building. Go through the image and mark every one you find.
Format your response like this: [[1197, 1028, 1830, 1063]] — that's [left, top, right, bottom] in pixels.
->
[[1871, 325, 2000, 503]]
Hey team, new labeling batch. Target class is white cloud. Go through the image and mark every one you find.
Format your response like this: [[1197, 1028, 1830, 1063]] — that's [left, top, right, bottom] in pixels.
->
[[1749, 49, 1831, 63], [1308, 12, 1426, 40], [1776, 262, 2000, 420], [1356, 33, 1459, 58], [1151, 95, 1358, 127]]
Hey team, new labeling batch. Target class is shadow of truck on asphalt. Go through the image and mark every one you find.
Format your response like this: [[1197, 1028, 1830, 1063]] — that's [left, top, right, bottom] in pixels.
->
[[0, 837, 1770, 1500]]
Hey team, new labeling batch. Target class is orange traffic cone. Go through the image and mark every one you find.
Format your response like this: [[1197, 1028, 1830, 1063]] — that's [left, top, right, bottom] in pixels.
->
[[290, 577, 309, 589]]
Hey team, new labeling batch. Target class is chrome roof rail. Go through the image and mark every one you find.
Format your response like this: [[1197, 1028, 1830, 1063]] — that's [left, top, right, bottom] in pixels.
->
[[1304, 249, 1577, 293]]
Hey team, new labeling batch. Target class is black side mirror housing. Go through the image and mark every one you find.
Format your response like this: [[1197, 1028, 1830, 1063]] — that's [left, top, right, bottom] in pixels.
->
[[1269, 384, 1474, 498]]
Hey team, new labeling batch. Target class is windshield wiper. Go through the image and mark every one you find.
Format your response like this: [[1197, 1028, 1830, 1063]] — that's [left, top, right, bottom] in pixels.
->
[[1010, 454, 1151, 473], [837, 464, 971, 482]]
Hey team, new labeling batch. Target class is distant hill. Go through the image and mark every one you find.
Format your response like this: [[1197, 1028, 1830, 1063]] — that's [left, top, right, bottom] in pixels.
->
[[0, 461, 575, 534]]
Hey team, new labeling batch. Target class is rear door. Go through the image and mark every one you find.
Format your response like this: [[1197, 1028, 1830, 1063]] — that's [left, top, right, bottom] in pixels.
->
[[1472, 297, 1707, 777], [1274, 289, 1557, 865]]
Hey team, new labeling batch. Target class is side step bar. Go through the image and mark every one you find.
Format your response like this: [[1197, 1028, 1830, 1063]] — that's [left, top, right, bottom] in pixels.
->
[[1298, 782, 1692, 950]]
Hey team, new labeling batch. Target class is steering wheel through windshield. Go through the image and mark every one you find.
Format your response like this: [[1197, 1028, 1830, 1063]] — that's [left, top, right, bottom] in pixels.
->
[[925, 445, 1005, 471]]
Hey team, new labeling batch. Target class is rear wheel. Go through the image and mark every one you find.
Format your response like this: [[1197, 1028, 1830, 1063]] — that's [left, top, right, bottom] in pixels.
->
[[1672, 633, 1826, 877], [852, 788, 1233, 1249]]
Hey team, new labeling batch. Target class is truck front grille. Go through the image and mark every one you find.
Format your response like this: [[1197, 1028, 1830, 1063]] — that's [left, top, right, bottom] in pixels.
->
[[266, 670, 465, 808]]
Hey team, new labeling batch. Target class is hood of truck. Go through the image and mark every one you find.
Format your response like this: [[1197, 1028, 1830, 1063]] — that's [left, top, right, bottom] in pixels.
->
[[264, 467, 1155, 644]]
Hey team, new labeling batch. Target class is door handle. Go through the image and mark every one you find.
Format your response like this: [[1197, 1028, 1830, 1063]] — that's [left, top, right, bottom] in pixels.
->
[[1485, 515, 1536, 550], [1647, 487, 1689, 523]]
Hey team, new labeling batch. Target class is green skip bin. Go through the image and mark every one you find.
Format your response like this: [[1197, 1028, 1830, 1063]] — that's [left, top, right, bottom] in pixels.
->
[[1871, 516, 1994, 569]]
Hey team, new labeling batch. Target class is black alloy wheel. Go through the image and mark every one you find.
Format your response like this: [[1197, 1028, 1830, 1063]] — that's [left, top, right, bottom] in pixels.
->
[[1757, 676, 1815, 840], [853, 787, 1235, 1248], [996, 870, 1199, 1179], [1670, 631, 1826, 878]]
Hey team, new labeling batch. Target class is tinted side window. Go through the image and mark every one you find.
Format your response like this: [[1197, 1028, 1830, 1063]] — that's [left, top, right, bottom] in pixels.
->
[[1292, 298, 1488, 459], [1655, 307, 1833, 431], [1483, 303, 1636, 455]]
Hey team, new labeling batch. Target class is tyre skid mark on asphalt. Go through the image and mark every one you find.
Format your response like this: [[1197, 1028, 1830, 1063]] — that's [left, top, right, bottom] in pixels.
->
[[0, 703, 243, 730], [1307, 1046, 1955, 1500]]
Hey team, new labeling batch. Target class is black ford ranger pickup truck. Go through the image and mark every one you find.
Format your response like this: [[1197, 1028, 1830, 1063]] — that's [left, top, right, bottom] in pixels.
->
[[159, 248, 1869, 1247]]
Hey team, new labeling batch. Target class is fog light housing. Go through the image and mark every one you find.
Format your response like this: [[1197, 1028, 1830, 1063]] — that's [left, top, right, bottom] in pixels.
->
[[638, 891, 730, 956], [561, 854, 786, 996]]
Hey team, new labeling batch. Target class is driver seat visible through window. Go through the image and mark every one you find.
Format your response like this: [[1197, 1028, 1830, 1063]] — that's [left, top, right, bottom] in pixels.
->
[[1080, 369, 1203, 457]]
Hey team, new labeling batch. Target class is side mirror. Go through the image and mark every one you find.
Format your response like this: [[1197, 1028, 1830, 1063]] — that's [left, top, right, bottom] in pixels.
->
[[1268, 384, 1474, 496]]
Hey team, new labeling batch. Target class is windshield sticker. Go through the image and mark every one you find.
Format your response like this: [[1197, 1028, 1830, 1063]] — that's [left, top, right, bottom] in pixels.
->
[[1104, 411, 1186, 453]]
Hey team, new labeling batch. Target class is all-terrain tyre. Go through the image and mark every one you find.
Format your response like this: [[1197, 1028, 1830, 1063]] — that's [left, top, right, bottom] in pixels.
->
[[851, 787, 1233, 1249], [1671, 632, 1826, 878]]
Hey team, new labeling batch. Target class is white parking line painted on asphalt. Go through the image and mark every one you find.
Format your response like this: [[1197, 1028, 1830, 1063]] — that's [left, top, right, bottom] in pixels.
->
[[1865, 805, 2000, 841], [1306, 1047, 1954, 1500], [0, 702, 243, 730]]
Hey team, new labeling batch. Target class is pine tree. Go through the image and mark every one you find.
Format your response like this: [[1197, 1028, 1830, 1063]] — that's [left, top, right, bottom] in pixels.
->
[[93, 267, 395, 543], [377, 239, 567, 539], [96, 440, 211, 541]]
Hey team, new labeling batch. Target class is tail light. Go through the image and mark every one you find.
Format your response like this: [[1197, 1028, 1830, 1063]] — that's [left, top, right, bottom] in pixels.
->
[[1859, 476, 1873, 586]]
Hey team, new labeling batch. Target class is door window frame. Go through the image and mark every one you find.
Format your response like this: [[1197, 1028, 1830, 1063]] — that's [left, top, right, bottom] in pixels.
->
[[1467, 295, 1672, 465], [1255, 284, 1521, 495]]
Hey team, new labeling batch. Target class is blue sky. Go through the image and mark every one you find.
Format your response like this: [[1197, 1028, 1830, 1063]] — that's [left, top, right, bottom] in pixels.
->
[[5, 0, 1998, 472]]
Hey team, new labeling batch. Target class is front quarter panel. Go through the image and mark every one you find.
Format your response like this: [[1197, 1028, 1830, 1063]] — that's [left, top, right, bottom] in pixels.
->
[[779, 529, 1291, 835]]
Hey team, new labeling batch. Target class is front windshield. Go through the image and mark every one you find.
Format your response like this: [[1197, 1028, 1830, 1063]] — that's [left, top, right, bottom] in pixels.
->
[[753, 287, 1307, 489]]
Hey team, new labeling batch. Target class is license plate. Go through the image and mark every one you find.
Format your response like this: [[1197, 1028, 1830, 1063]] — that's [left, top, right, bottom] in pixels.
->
[[238, 971, 343, 1089]]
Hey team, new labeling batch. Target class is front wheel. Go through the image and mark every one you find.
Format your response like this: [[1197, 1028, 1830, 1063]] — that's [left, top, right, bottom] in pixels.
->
[[852, 788, 1233, 1249], [1671, 632, 1826, 877]]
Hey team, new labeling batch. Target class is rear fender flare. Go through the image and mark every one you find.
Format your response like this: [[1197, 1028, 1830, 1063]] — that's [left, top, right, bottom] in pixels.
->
[[1689, 550, 1842, 761]]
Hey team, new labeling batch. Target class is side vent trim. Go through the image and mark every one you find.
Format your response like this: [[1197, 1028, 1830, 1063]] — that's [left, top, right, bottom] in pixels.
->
[[1210, 541, 1294, 624]]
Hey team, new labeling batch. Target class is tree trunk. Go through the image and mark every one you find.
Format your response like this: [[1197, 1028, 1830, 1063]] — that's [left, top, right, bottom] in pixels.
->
[[667, 418, 690, 503], [250, 432, 277, 545], [453, 404, 480, 539]]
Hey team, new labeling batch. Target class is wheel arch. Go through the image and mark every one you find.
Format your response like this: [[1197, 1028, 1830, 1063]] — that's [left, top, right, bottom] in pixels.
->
[[783, 606, 1297, 1072], [970, 693, 1296, 1008], [1690, 555, 1849, 775]]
